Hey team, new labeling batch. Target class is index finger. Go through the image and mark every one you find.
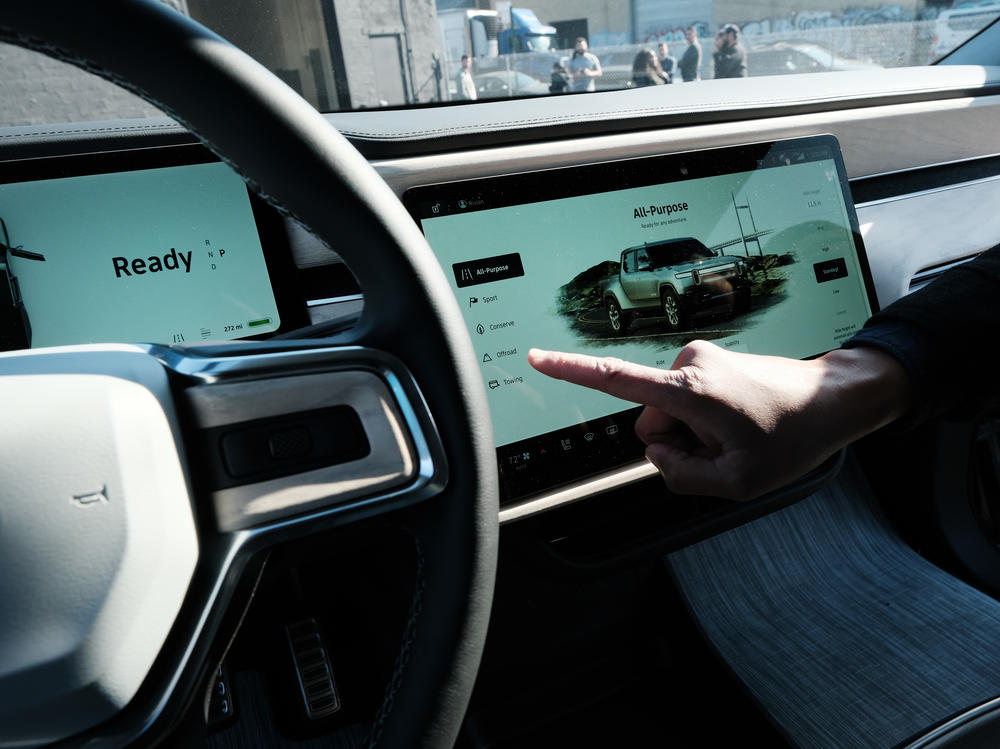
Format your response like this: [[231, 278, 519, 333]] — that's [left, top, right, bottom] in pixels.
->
[[528, 348, 687, 409]]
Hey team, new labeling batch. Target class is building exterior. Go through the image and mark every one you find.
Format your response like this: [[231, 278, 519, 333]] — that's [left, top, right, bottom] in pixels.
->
[[529, 0, 631, 47], [189, 0, 444, 110], [523, 0, 933, 46]]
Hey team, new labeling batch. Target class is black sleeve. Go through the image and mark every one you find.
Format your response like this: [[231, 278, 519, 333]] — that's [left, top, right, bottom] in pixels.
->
[[843, 243, 1000, 426]]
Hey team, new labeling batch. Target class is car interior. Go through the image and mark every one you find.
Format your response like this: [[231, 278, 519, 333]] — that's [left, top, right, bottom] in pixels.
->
[[4, 1, 1000, 747]]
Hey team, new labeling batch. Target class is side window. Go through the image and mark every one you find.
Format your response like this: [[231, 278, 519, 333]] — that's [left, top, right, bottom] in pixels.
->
[[623, 251, 634, 273], [636, 249, 651, 271]]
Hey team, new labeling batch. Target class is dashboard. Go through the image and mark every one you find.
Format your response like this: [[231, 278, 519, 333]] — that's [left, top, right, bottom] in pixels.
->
[[0, 133, 879, 511], [5, 69, 998, 526]]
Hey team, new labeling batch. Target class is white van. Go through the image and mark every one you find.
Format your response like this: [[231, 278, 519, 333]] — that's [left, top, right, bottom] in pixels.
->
[[931, 3, 1000, 59]]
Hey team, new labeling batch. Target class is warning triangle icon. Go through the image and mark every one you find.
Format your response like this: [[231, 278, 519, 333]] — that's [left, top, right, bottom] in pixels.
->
[[483, 353, 493, 363]]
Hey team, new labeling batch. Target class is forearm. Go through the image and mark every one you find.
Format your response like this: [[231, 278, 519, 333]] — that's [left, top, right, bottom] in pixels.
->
[[666, 344, 912, 498], [844, 243, 1000, 425], [806, 346, 911, 451]]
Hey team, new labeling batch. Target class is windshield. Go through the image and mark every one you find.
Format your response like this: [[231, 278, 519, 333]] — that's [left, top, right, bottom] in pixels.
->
[[1, 0, 998, 123]]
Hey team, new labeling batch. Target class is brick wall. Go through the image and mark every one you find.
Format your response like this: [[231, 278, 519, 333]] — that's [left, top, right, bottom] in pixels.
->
[[0, 44, 165, 127]]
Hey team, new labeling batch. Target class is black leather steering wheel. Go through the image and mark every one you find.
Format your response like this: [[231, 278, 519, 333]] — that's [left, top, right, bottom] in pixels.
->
[[0, 2, 498, 747]]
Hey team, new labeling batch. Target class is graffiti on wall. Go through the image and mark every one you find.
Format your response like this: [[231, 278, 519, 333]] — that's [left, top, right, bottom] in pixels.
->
[[738, 5, 938, 36], [642, 21, 710, 43], [642, 5, 938, 42]]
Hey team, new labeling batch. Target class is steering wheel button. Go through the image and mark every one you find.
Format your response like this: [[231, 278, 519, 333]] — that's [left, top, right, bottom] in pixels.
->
[[218, 405, 369, 483], [268, 426, 312, 460]]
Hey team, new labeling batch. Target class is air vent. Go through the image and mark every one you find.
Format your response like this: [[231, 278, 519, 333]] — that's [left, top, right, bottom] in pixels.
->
[[908, 253, 981, 293]]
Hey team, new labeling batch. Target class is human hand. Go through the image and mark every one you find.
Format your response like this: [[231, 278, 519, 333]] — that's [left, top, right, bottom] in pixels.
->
[[528, 340, 909, 500]]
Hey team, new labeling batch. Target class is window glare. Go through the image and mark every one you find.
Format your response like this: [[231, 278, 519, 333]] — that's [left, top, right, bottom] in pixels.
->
[[0, 0, 997, 124]]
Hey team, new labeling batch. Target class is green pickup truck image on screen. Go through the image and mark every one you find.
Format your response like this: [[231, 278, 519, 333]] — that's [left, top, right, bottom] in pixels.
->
[[602, 237, 752, 335]]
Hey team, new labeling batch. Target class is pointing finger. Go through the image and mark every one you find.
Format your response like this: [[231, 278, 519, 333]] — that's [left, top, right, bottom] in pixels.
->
[[528, 348, 695, 411]]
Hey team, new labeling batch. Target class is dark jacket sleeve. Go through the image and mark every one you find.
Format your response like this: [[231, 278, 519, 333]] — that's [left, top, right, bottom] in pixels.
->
[[843, 243, 1000, 426]]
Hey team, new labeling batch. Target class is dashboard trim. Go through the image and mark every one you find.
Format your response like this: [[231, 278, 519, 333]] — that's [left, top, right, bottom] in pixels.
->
[[907, 255, 982, 293], [306, 293, 364, 307], [372, 96, 1000, 191], [499, 460, 659, 524], [326, 66, 1000, 156], [904, 697, 1000, 746], [853, 150, 1000, 183], [856, 171, 1000, 207]]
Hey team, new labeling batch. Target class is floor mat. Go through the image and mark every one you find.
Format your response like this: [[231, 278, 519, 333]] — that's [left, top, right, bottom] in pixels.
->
[[667, 455, 1000, 748]]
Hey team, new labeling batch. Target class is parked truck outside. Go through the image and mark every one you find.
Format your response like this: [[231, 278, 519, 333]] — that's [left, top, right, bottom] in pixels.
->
[[438, 6, 558, 100], [437, 8, 501, 63]]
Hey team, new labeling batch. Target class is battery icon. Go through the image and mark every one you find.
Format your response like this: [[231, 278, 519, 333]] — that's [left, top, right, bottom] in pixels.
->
[[248, 317, 272, 328]]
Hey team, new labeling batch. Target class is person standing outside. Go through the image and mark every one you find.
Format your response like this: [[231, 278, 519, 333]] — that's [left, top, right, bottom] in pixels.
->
[[568, 37, 602, 92], [656, 41, 676, 83], [632, 49, 668, 87], [549, 61, 570, 93], [456, 55, 477, 100], [678, 26, 702, 82], [713, 23, 748, 79]]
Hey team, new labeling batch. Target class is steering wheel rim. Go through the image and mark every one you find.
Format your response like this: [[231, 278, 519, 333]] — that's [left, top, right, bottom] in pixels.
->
[[0, 2, 498, 747]]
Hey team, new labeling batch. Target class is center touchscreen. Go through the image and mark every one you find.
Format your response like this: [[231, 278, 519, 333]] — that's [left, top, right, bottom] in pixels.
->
[[405, 136, 877, 503]]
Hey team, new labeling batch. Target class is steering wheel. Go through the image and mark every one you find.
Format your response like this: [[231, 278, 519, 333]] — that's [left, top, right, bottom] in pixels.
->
[[0, 2, 498, 747]]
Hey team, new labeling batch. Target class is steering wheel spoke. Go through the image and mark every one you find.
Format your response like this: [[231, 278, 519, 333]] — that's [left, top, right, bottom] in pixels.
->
[[164, 342, 448, 535]]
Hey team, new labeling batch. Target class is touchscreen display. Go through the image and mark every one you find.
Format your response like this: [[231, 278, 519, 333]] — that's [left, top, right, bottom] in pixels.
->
[[0, 160, 281, 349], [405, 136, 876, 502]]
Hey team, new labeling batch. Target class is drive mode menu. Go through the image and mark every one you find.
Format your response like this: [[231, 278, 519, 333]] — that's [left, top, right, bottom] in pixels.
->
[[421, 157, 872, 453], [0, 161, 280, 348]]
